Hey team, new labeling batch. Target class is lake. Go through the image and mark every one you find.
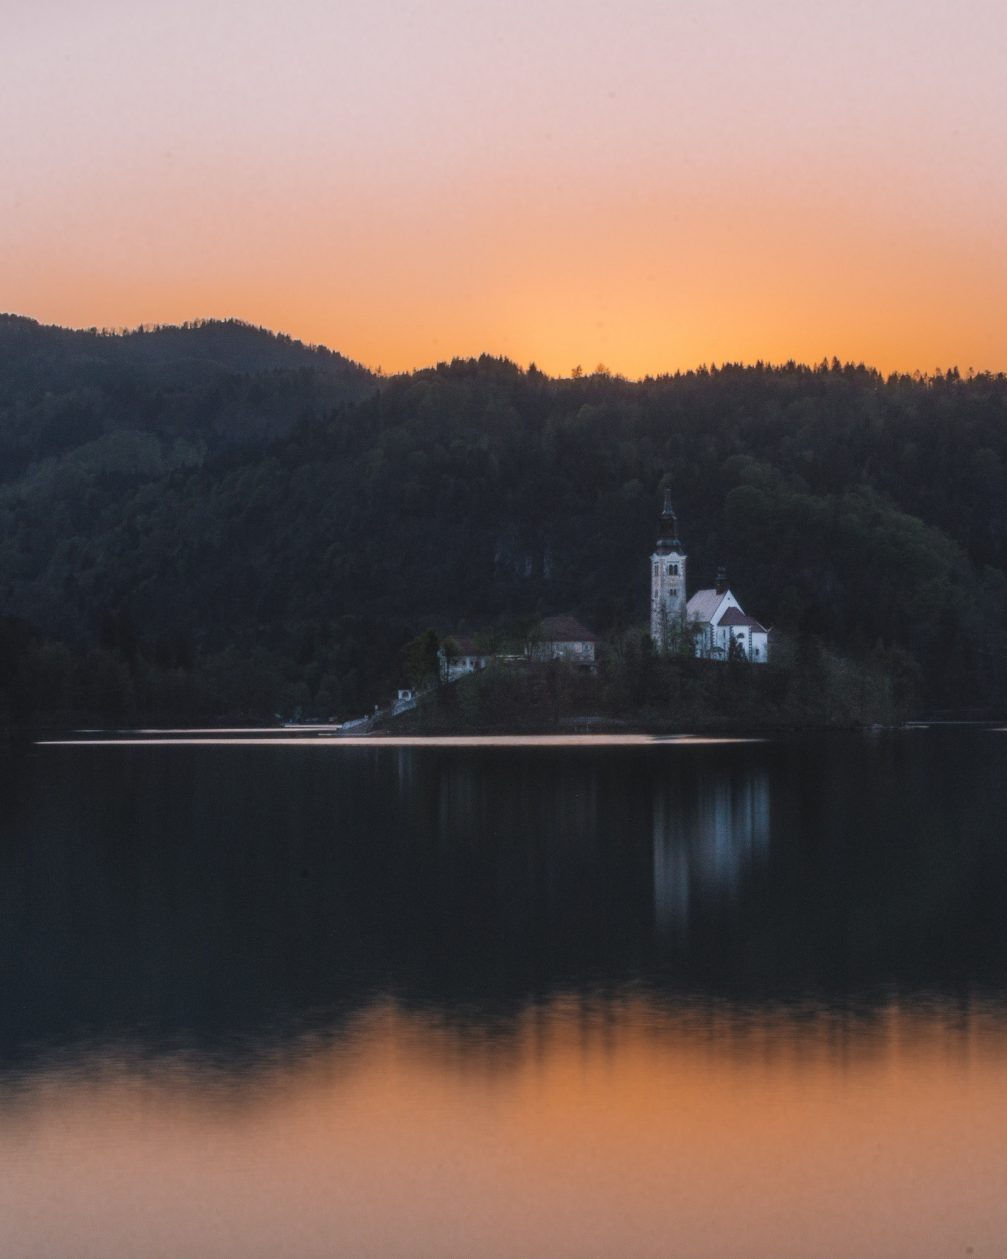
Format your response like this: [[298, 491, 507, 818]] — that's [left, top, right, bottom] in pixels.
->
[[2, 728, 1006, 1257]]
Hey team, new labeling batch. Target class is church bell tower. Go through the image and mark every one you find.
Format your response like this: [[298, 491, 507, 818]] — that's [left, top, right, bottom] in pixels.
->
[[650, 488, 687, 651]]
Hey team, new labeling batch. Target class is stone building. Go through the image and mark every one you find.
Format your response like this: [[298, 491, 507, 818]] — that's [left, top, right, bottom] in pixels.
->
[[650, 488, 688, 651], [649, 490, 768, 663], [686, 578, 769, 663]]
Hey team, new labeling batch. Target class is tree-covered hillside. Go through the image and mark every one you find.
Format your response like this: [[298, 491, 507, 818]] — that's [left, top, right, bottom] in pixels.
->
[[2, 317, 1006, 722], [0, 314, 375, 466]]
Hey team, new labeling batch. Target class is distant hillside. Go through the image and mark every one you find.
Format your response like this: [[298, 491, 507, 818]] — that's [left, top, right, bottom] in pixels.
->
[[0, 316, 376, 467], [0, 313, 371, 382], [1, 320, 1006, 721]]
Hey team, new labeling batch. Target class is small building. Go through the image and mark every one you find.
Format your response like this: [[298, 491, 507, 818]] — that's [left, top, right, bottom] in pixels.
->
[[530, 615, 597, 666], [438, 635, 493, 684], [687, 579, 769, 663], [392, 688, 417, 715]]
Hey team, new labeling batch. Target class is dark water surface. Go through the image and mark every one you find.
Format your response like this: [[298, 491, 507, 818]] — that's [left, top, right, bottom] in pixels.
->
[[2, 729, 1006, 1257]]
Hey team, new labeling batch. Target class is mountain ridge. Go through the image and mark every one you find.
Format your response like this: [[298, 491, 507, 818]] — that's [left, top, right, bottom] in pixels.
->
[[1, 315, 1006, 721]]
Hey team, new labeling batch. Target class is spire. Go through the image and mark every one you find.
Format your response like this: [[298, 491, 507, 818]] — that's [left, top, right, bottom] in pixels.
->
[[656, 486, 681, 551]]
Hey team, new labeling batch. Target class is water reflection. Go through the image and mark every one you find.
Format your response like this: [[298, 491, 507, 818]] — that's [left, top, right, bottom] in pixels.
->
[[1, 730, 1007, 1058], [653, 770, 771, 931], [4, 731, 1007, 1254], [2, 995, 1007, 1259]]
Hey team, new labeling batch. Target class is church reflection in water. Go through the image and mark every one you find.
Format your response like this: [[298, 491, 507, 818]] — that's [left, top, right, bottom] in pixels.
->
[[652, 769, 770, 931]]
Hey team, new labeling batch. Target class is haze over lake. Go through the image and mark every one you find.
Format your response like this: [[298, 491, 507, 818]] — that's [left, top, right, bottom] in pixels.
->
[[2, 729, 1006, 1257]]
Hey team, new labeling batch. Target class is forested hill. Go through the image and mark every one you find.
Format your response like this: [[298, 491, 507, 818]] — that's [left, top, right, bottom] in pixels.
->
[[2, 316, 1007, 721], [0, 315, 375, 456]]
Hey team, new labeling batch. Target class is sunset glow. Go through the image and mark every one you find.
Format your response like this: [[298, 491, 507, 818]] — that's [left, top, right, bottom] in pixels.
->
[[4, 0, 1006, 375], [4, 999, 1007, 1258]]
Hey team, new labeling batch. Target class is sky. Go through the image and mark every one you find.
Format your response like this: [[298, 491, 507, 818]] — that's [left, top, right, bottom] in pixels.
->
[[2, 0, 1005, 377]]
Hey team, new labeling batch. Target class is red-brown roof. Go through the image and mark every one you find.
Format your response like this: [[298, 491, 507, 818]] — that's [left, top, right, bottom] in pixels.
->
[[443, 635, 489, 656], [717, 607, 767, 632], [537, 615, 597, 643]]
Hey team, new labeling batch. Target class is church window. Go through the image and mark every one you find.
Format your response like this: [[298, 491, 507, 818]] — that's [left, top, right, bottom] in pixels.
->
[[667, 562, 679, 576], [669, 586, 678, 597]]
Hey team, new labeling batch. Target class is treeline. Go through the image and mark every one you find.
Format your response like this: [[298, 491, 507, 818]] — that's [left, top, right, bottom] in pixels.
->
[[1, 315, 1006, 725], [397, 633, 920, 734], [0, 613, 403, 727]]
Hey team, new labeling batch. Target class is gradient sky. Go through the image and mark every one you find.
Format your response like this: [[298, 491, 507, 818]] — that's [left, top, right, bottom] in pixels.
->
[[3, 0, 1005, 376]]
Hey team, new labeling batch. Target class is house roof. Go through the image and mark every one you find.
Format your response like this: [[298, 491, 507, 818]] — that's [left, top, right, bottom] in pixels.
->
[[717, 607, 768, 632], [442, 635, 489, 657], [537, 615, 597, 643], [686, 588, 728, 624]]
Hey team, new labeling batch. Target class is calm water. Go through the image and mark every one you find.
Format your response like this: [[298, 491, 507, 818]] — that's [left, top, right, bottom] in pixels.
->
[[2, 729, 1007, 1257]]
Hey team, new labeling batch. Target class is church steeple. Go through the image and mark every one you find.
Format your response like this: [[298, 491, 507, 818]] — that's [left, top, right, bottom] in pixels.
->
[[650, 486, 688, 651], [655, 486, 681, 553]]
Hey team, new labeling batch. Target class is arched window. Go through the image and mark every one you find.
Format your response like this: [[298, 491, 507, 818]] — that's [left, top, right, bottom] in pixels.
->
[[667, 562, 679, 576]]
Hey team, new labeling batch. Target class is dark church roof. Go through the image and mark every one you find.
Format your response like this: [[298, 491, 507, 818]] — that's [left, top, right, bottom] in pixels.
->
[[717, 607, 768, 632]]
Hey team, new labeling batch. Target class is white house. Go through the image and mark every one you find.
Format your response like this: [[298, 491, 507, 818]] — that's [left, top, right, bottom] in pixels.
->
[[530, 615, 597, 666], [650, 490, 768, 663], [438, 635, 494, 683]]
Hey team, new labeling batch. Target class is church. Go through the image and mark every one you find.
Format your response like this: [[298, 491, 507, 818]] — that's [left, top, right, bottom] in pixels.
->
[[650, 489, 769, 663]]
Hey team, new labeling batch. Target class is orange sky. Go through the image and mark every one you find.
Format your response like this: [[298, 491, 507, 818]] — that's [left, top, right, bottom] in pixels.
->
[[3, 0, 1006, 376]]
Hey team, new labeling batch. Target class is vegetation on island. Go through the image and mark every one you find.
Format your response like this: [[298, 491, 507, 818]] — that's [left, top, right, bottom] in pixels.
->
[[1, 313, 1006, 728], [392, 633, 917, 734]]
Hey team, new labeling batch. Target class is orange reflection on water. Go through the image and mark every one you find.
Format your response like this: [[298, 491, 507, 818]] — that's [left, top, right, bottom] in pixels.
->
[[2, 996, 1006, 1258]]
